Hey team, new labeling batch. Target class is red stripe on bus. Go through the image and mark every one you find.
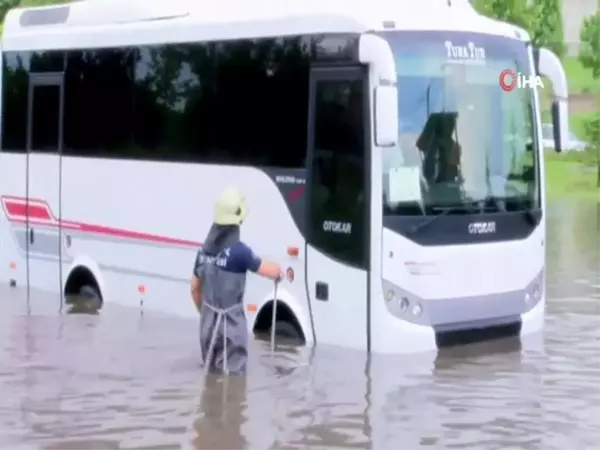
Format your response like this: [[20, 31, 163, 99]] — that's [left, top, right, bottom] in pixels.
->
[[8, 218, 202, 248], [70, 221, 201, 247], [4, 202, 52, 221], [2, 196, 201, 248]]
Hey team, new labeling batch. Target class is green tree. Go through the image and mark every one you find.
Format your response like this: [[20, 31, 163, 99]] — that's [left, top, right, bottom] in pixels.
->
[[0, 0, 20, 23], [578, 11, 600, 79], [471, 0, 535, 32], [19, 0, 67, 4], [529, 0, 565, 58], [578, 11, 600, 187], [472, 0, 565, 57]]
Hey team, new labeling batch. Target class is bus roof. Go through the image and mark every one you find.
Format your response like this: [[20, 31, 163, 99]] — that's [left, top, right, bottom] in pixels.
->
[[1, 0, 530, 51]]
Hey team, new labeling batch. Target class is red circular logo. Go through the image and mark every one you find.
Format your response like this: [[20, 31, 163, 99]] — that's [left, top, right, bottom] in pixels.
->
[[499, 69, 517, 91]]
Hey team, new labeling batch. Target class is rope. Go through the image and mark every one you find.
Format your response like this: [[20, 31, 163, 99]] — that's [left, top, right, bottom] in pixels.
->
[[202, 303, 242, 374], [204, 278, 280, 372]]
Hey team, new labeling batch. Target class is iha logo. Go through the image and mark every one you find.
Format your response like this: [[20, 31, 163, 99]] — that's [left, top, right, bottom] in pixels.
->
[[499, 69, 544, 91]]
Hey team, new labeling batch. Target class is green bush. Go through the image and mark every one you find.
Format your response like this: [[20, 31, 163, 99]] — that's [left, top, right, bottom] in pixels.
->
[[577, 11, 600, 187]]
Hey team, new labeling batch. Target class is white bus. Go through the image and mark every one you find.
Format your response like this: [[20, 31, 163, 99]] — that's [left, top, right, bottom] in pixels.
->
[[0, 0, 569, 353]]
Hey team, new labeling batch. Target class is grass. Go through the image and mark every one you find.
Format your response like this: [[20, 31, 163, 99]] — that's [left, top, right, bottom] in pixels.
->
[[570, 111, 597, 138], [562, 56, 600, 95], [562, 56, 598, 145], [542, 110, 600, 138], [544, 151, 599, 200], [540, 55, 599, 200], [543, 108, 599, 201]]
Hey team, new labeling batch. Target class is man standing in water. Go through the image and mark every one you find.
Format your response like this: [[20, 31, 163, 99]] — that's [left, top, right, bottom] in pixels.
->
[[190, 187, 283, 374]]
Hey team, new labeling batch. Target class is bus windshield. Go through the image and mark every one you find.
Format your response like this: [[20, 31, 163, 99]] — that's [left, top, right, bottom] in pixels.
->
[[378, 31, 539, 216]]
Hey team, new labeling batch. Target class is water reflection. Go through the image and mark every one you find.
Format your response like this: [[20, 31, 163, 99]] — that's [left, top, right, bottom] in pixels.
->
[[0, 202, 598, 449], [192, 375, 248, 450]]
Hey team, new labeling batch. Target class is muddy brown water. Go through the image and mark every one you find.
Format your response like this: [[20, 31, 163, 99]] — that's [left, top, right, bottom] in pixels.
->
[[1, 202, 599, 449]]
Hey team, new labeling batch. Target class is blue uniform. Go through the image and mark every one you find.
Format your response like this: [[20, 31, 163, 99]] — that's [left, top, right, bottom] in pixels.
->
[[194, 242, 261, 276], [193, 241, 261, 374]]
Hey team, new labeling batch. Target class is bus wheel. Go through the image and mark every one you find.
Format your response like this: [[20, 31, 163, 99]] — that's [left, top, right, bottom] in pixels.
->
[[270, 320, 303, 344], [66, 285, 102, 313]]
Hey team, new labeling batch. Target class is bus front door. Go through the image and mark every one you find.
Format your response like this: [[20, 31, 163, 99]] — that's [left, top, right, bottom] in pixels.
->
[[26, 73, 64, 297], [305, 66, 371, 351]]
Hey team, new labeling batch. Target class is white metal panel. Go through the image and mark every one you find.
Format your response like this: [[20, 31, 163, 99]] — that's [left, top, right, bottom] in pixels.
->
[[27, 154, 62, 294], [0, 155, 28, 287], [1, 0, 527, 53], [59, 157, 315, 338], [306, 246, 369, 350]]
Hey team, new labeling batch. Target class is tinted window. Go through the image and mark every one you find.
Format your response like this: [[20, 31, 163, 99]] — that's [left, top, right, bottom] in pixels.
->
[[30, 84, 61, 151], [2, 34, 358, 165], [308, 74, 367, 268], [64, 49, 135, 156], [2, 53, 28, 152], [133, 38, 310, 167], [30, 51, 64, 72], [1, 51, 66, 152], [132, 44, 209, 161]]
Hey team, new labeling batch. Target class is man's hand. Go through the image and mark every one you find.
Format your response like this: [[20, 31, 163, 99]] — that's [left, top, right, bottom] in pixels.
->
[[257, 261, 284, 281]]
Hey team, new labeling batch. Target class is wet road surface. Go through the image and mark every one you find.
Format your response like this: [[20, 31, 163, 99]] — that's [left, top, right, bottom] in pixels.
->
[[1, 202, 599, 449]]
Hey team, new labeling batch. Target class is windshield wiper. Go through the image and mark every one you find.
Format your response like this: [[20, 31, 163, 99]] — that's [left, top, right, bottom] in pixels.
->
[[522, 206, 541, 225], [409, 201, 501, 235], [409, 206, 467, 234]]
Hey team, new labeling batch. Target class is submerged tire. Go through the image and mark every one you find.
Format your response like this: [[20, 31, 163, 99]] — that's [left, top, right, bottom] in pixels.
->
[[79, 285, 102, 309], [269, 320, 303, 344], [66, 284, 102, 313]]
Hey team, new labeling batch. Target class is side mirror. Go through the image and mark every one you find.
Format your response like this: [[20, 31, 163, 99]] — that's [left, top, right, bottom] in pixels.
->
[[551, 101, 563, 153], [536, 47, 569, 153], [374, 85, 398, 147]]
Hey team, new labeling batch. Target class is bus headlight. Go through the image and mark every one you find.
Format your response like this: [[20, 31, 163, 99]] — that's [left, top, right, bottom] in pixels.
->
[[399, 297, 409, 312], [382, 279, 428, 325], [524, 280, 543, 306], [386, 289, 395, 302]]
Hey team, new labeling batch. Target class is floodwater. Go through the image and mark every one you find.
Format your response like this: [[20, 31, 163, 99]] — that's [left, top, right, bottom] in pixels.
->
[[1, 203, 599, 449]]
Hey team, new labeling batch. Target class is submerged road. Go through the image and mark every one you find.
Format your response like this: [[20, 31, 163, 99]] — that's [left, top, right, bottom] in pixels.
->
[[0, 202, 598, 449]]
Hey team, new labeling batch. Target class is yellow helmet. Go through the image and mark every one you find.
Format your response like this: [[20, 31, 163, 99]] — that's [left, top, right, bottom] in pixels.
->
[[214, 187, 248, 225]]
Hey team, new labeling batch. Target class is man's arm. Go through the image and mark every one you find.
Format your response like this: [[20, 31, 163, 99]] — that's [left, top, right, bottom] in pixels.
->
[[190, 275, 203, 312], [238, 243, 282, 280], [191, 250, 204, 312]]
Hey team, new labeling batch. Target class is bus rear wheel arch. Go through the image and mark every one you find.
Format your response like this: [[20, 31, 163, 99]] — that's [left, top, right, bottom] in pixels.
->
[[64, 266, 103, 312], [253, 300, 305, 345]]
